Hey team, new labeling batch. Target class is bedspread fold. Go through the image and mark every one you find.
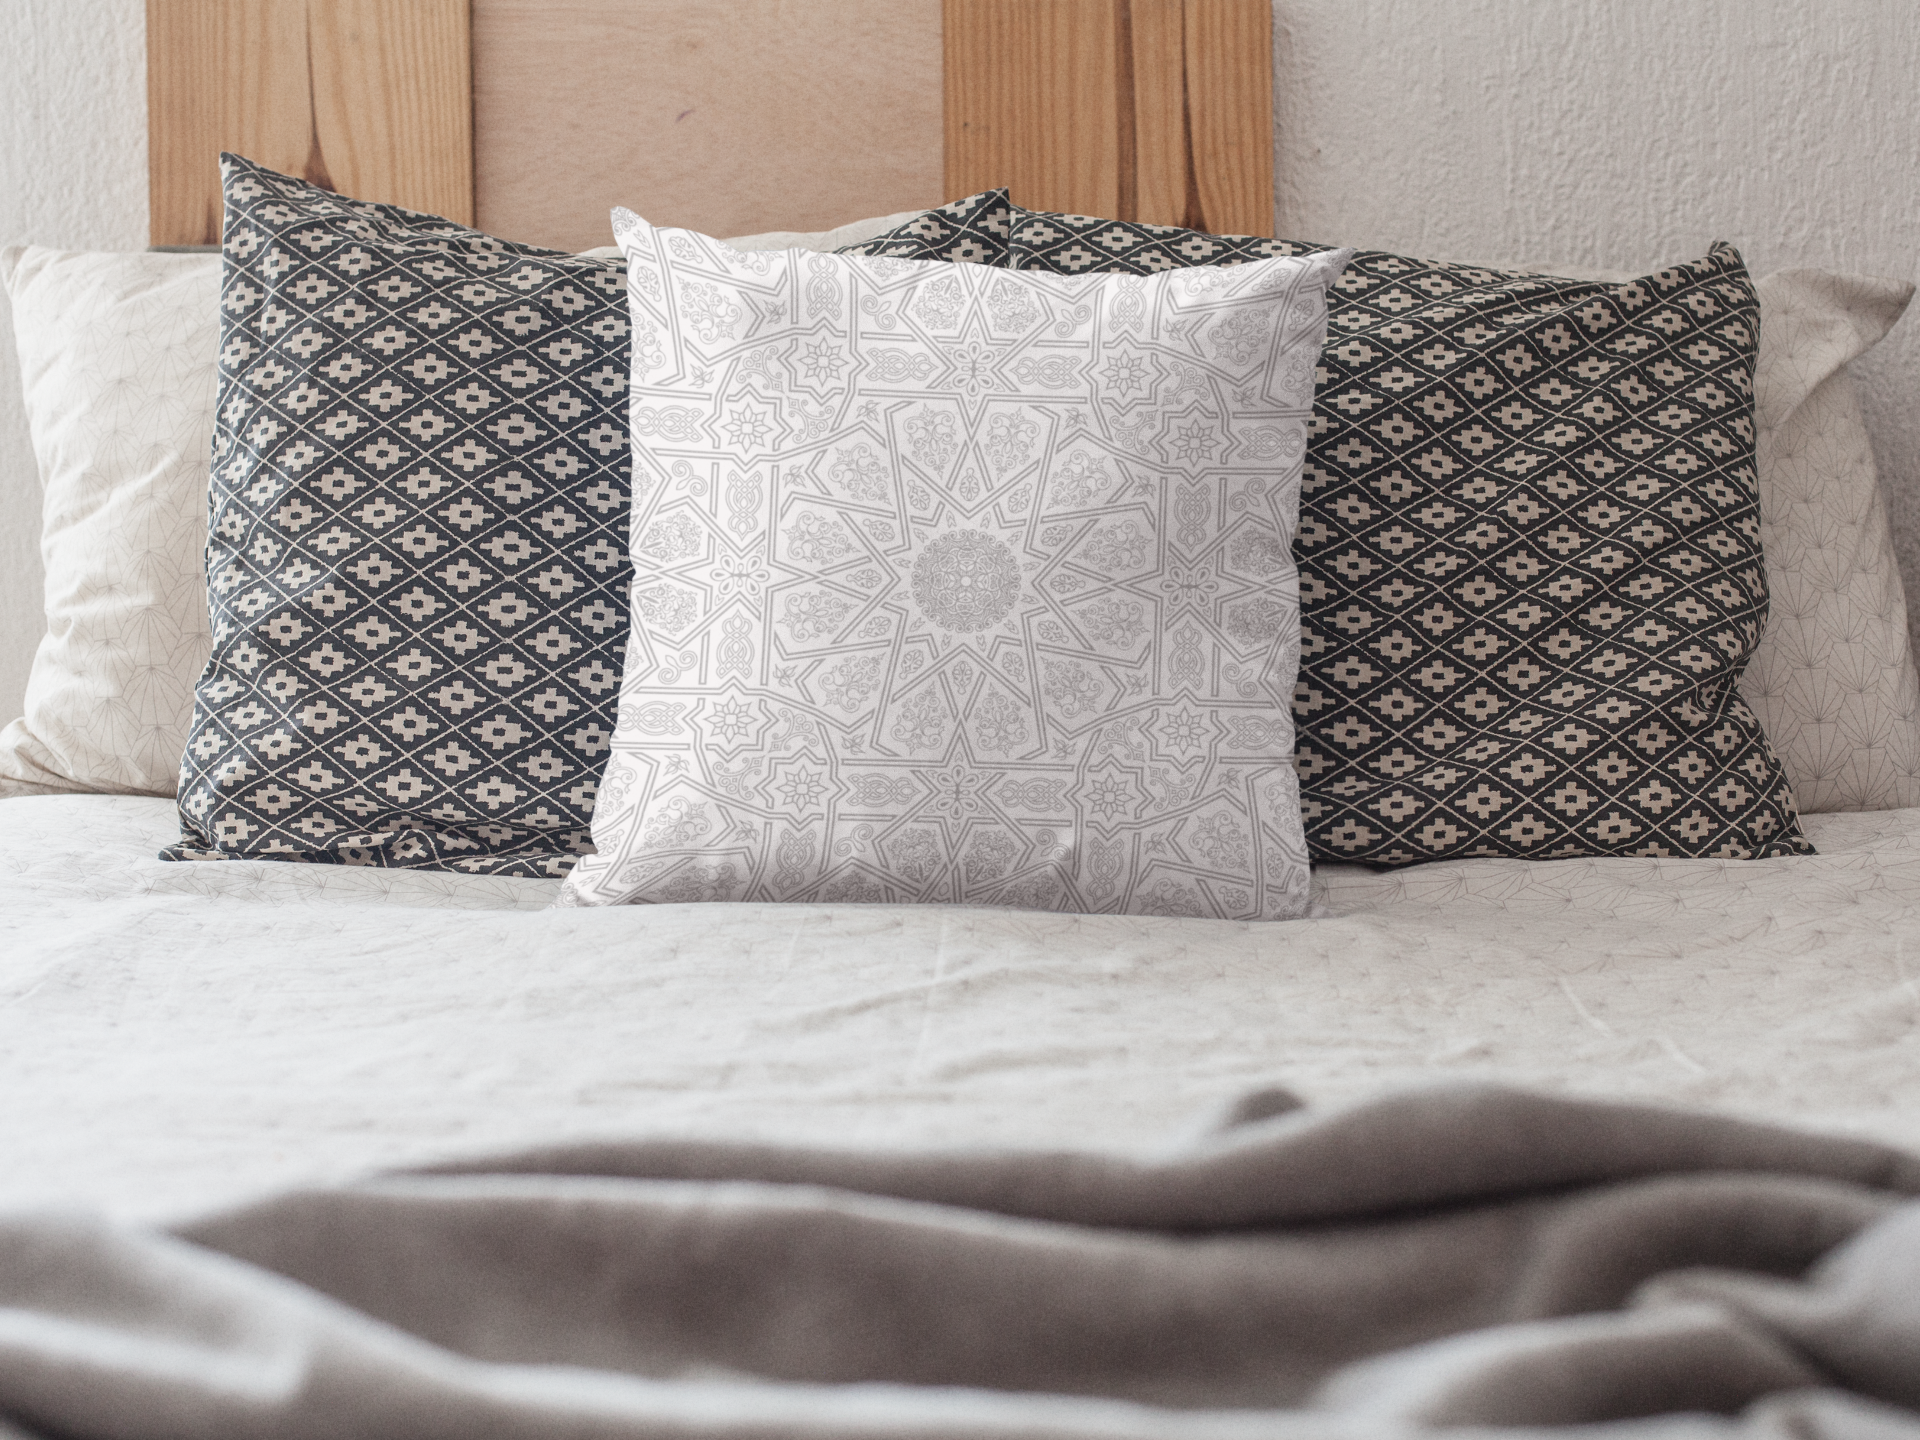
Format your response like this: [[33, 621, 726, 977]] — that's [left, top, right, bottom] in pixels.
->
[[2, 1085, 1920, 1439]]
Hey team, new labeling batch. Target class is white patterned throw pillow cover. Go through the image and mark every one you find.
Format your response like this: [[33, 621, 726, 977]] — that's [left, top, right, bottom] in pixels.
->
[[559, 211, 1351, 918]]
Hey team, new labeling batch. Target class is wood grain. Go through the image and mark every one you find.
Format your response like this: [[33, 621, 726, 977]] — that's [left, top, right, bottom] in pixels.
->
[[944, 0, 1129, 220], [474, 0, 944, 251], [1182, 0, 1274, 237], [943, 0, 1272, 235], [1128, 0, 1193, 228], [147, 0, 471, 248], [149, 0, 1269, 250]]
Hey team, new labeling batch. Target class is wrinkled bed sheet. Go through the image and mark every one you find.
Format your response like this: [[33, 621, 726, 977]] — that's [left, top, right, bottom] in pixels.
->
[[3, 794, 1919, 1221]]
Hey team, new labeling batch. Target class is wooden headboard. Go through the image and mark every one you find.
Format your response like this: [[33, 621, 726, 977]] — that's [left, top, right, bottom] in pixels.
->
[[147, 0, 1273, 252]]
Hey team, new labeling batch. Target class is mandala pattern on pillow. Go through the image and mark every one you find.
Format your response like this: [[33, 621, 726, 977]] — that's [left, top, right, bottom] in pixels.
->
[[165, 156, 632, 876], [560, 212, 1350, 917]]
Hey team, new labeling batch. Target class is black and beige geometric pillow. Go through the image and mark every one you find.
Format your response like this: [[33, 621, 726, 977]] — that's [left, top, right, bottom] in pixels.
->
[[1287, 241, 1808, 863], [843, 195, 1313, 273], [1008, 210, 1314, 273], [894, 196, 1812, 863], [165, 156, 633, 877], [834, 189, 1013, 264]]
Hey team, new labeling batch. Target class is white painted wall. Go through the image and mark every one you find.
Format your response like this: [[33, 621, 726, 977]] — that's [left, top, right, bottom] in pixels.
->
[[1272, 0, 1920, 641], [0, 0, 148, 722], [0, 0, 1915, 728]]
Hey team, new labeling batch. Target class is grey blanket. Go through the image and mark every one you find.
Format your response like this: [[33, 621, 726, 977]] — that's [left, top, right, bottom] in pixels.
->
[[5, 1084, 1920, 1440]]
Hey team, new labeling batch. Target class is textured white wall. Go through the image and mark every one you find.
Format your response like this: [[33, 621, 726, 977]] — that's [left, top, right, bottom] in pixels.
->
[[1273, 0, 1920, 644], [0, 0, 148, 722]]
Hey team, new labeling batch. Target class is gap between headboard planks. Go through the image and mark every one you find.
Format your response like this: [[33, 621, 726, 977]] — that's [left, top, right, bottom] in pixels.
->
[[944, 0, 1273, 238], [147, 0, 1274, 251]]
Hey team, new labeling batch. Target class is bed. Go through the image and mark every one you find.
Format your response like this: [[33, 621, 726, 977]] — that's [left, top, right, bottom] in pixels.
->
[[3, 3, 1920, 1437], [8, 788, 1920, 1218]]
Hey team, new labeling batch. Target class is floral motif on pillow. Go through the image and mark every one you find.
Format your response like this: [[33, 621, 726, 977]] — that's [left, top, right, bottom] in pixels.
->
[[560, 212, 1351, 916], [834, 190, 1012, 264]]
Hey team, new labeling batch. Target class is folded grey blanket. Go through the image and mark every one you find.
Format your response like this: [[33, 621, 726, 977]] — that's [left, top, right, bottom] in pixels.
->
[[5, 1084, 1920, 1440]]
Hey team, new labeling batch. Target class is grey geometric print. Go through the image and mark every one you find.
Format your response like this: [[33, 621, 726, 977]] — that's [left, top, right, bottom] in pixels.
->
[[560, 212, 1351, 918], [165, 157, 633, 877], [890, 196, 1812, 864]]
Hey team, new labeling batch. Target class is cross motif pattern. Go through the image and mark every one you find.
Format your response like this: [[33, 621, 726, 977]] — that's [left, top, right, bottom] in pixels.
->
[[167, 158, 634, 876]]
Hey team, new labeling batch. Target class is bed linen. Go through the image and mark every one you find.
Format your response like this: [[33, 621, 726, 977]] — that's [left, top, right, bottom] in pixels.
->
[[4, 1088, 1920, 1440], [4, 793, 1920, 1227]]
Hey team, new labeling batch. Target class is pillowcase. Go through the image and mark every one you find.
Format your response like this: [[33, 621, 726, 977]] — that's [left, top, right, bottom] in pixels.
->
[[165, 155, 639, 875], [1486, 259, 1920, 817], [847, 196, 1308, 271], [1289, 242, 1810, 862], [1714, 268, 1920, 814], [558, 211, 1351, 916], [855, 199, 1920, 823], [834, 189, 1013, 263], [0, 247, 219, 798]]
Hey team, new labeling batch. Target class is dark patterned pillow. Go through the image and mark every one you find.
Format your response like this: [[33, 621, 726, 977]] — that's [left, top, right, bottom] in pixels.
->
[[937, 196, 1811, 864], [164, 156, 632, 877], [833, 189, 1012, 262], [1288, 243, 1808, 863], [1009, 209, 1311, 273]]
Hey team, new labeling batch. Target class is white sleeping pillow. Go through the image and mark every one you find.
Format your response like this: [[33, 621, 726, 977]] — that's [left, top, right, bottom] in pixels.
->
[[1742, 269, 1920, 814], [0, 247, 220, 796]]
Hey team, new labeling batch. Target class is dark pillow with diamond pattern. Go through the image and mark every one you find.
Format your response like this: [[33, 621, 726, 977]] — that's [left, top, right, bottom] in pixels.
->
[[164, 156, 631, 877], [834, 188, 1013, 263], [914, 194, 1812, 864], [1291, 242, 1808, 863]]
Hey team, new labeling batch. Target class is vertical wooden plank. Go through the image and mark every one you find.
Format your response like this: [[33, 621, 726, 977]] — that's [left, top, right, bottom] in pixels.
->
[[148, 0, 310, 247], [473, 0, 942, 250], [1129, 0, 1191, 227], [1183, 0, 1274, 237], [146, 0, 472, 249], [943, 0, 1127, 220], [943, 0, 1272, 235], [310, 0, 474, 226]]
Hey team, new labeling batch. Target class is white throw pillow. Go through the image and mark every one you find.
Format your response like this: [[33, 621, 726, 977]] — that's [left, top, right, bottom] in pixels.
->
[[1742, 269, 1920, 814], [558, 211, 1350, 917]]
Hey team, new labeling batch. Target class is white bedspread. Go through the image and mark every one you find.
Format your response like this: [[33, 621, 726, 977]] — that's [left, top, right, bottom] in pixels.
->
[[4, 794, 1918, 1222]]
